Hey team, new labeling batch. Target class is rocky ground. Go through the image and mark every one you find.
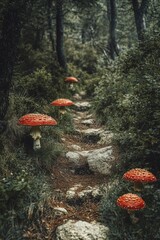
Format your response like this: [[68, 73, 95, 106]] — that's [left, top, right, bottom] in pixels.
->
[[46, 97, 119, 240]]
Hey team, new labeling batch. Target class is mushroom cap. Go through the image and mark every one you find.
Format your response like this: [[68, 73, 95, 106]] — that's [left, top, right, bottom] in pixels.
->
[[18, 113, 57, 126], [117, 193, 145, 210], [65, 76, 78, 83], [123, 168, 157, 183], [50, 98, 74, 107]]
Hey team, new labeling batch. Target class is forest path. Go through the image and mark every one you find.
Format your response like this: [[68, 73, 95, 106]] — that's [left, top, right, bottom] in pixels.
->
[[52, 100, 109, 192], [50, 97, 117, 232]]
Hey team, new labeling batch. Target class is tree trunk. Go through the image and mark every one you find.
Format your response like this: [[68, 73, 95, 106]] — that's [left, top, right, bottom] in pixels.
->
[[81, 28, 86, 44], [0, 0, 29, 133], [107, 0, 119, 60], [47, 0, 55, 52], [131, 0, 149, 41], [33, 28, 43, 50], [56, 0, 67, 70]]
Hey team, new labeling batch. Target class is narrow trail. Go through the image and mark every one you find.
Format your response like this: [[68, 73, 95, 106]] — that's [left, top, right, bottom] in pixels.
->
[[49, 98, 118, 233], [52, 101, 108, 192]]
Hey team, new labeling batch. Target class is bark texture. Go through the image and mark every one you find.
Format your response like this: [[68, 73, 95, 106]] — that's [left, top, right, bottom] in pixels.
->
[[56, 0, 67, 69], [0, 0, 29, 133], [107, 0, 119, 60], [131, 0, 149, 40]]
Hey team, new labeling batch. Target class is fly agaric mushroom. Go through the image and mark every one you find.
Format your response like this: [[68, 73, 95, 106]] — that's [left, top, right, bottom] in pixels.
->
[[18, 113, 57, 150], [65, 76, 78, 83], [50, 98, 74, 114], [123, 168, 157, 191], [65, 77, 78, 90], [117, 193, 145, 223]]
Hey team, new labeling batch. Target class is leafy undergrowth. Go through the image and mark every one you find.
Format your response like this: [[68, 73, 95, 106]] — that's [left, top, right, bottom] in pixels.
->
[[100, 177, 160, 240]]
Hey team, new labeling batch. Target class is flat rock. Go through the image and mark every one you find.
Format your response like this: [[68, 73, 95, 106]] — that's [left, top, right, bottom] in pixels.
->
[[75, 128, 114, 145], [87, 146, 115, 175], [73, 93, 82, 100], [66, 146, 115, 176], [66, 152, 81, 166], [85, 114, 93, 119], [66, 184, 83, 200], [73, 101, 91, 112], [78, 128, 102, 135], [81, 119, 94, 126], [56, 220, 109, 240], [75, 128, 103, 143], [98, 131, 114, 145], [71, 144, 82, 151], [66, 185, 104, 203], [53, 207, 68, 217]]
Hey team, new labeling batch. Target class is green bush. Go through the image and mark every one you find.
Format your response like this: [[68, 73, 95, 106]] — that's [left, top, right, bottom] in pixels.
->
[[14, 67, 55, 106], [0, 145, 58, 239], [66, 40, 106, 96], [93, 34, 160, 168], [100, 176, 160, 240]]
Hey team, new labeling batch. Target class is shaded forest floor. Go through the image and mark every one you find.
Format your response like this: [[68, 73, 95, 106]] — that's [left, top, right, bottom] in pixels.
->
[[52, 109, 109, 192], [25, 97, 118, 239]]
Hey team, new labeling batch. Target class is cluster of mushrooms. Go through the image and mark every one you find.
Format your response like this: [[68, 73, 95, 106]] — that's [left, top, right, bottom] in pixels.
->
[[117, 168, 157, 223], [18, 76, 78, 151]]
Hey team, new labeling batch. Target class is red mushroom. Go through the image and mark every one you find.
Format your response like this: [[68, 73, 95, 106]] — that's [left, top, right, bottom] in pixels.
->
[[65, 77, 79, 91], [65, 77, 78, 83], [18, 113, 57, 150], [117, 193, 145, 211], [117, 193, 146, 223], [123, 168, 157, 191], [50, 98, 74, 114]]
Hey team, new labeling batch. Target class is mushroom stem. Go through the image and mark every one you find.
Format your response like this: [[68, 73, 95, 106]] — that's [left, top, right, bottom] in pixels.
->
[[33, 138, 41, 151], [133, 182, 144, 192], [127, 210, 139, 224], [30, 126, 42, 150], [59, 106, 66, 115], [68, 83, 73, 89]]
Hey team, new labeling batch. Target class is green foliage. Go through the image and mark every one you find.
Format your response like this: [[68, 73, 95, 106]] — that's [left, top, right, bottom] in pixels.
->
[[29, 127, 64, 172], [0, 119, 64, 238], [67, 42, 100, 75], [66, 41, 106, 96], [0, 145, 58, 239], [0, 170, 29, 211], [100, 176, 160, 240], [93, 34, 160, 166], [58, 110, 75, 134], [0, 172, 52, 239], [73, 0, 99, 9], [14, 67, 55, 112]]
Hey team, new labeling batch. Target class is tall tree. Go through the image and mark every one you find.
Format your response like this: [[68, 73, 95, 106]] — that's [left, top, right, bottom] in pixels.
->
[[47, 0, 55, 53], [0, 0, 31, 133], [106, 0, 119, 59], [131, 0, 149, 40], [56, 0, 67, 69]]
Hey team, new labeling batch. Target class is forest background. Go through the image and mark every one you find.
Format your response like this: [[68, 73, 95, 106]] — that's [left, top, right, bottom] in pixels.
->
[[0, 0, 160, 239]]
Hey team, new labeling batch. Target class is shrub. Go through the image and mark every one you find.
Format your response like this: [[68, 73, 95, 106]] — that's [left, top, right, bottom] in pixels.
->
[[93, 34, 160, 170], [100, 176, 160, 240]]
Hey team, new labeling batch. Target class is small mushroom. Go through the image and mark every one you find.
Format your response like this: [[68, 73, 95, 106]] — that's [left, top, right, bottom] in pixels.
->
[[65, 77, 79, 90], [50, 98, 74, 114], [18, 113, 57, 150], [65, 76, 78, 83], [117, 193, 146, 223], [123, 168, 157, 191]]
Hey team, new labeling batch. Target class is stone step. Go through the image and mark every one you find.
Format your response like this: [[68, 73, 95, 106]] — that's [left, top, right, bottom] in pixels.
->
[[74, 128, 113, 145], [81, 119, 94, 126], [73, 101, 91, 112], [66, 146, 116, 176], [56, 220, 109, 240]]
